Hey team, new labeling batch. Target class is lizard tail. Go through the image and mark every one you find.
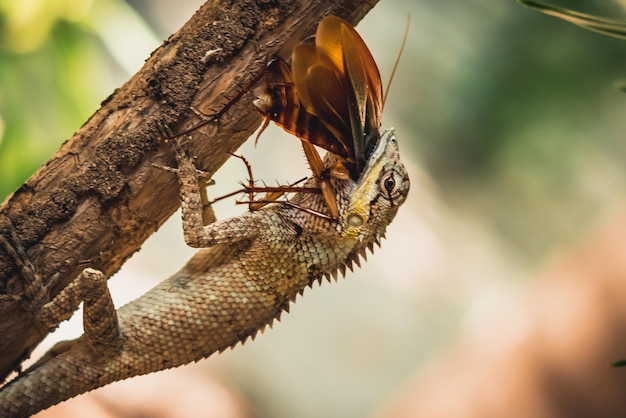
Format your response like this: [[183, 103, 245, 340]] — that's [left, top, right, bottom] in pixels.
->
[[0, 340, 105, 417]]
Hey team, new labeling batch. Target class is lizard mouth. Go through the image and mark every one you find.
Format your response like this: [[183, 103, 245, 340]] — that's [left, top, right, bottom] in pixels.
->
[[354, 128, 394, 184]]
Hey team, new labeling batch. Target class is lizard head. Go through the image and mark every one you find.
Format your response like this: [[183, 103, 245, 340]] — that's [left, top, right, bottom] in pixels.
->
[[341, 128, 410, 241]]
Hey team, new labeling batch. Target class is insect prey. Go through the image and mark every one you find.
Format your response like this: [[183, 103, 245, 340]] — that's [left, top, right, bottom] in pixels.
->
[[253, 16, 385, 219]]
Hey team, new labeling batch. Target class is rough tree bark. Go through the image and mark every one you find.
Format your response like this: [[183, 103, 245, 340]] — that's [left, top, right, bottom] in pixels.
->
[[0, 0, 379, 381]]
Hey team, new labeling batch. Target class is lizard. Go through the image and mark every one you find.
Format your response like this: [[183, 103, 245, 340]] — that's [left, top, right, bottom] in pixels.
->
[[0, 127, 410, 417]]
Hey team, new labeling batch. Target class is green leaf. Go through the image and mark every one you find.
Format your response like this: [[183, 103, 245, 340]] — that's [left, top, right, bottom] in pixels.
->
[[611, 359, 626, 367], [518, 0, 626, 40]]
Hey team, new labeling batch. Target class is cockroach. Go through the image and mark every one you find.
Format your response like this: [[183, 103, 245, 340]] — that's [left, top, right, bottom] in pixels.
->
[[253, 15, 406, 219]]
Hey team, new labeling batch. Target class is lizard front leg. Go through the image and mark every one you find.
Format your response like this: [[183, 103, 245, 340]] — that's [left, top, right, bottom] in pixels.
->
[[172, 144, 261, 248]]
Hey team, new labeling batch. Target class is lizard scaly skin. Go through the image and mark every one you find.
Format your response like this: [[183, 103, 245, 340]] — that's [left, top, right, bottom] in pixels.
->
[[0, 128, 409, 417]]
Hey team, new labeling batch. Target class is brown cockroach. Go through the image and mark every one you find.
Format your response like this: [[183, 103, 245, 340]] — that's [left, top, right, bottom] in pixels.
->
[[253, 16, 386, 219]]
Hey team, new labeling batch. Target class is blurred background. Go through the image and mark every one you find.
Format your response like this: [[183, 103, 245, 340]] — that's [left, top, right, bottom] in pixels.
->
[[2, 0, 626, 417]]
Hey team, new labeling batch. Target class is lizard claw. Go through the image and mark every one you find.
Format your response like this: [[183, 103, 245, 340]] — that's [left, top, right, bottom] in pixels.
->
[[154, 140, 215, 184], [153, 160, 214, 185], [151, 162, 178, 173]]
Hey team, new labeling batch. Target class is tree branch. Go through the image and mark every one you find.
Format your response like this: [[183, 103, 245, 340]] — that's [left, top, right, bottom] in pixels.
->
[[0, 0, 379, 381]]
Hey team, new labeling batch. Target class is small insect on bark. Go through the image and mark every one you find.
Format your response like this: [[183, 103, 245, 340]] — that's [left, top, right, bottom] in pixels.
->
[[253, 16, 388, 219]]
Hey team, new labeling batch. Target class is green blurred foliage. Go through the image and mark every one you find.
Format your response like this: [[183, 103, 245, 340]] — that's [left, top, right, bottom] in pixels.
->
[[519, 0, 626, 40], [374, 0, 626, 264], [0, 0, 114, 201]]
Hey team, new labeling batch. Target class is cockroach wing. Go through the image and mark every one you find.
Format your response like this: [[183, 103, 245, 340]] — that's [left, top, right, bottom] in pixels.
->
[[292, 44, 353, 162], [340, 24, 369, 172], [315, 16, 346, 72], [301, 66, 350, 147], [328, 17, 384, 130], [291, 44, 318, 115], [316, 16, 384, 173]]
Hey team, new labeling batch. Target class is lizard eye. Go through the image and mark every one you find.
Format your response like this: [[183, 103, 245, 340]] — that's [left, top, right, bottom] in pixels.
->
[[379, 166, 409, 205], [383, 176, 396, 194]]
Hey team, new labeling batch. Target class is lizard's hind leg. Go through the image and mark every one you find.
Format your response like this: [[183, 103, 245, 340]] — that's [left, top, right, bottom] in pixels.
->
[[0, 222, 121, 366], [37, 268, 120, 352], [27, 268, 121, 372]]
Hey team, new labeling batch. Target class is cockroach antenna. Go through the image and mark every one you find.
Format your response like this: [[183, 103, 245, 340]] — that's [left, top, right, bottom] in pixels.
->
[[383, 14, 411, 110]]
